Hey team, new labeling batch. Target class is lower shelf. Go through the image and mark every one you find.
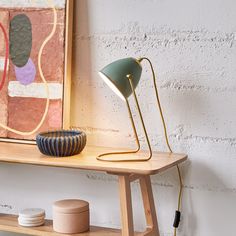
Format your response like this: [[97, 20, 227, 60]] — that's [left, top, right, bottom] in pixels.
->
[[0, 214, 125, 236]]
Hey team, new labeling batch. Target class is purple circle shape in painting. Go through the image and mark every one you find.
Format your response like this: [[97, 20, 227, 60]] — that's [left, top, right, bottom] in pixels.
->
[[14, 58, 36, 85]]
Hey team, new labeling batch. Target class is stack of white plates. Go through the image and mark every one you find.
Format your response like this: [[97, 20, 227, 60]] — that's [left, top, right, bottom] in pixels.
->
[[18, 208, 45, 227]]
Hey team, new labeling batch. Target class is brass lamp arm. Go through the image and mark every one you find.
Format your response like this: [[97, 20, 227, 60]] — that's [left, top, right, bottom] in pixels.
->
[[126, 74, 152, 160], [138, 57, 172, 153], [97, 99, 144, 162], [97, 75, 153, 162]]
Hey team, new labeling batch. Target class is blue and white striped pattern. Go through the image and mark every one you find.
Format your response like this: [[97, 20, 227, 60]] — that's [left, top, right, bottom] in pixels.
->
[[36, 130, 87, 157]]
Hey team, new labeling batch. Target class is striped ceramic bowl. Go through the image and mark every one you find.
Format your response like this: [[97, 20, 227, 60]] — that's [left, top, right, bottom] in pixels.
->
[[36, 130, 87, 157]]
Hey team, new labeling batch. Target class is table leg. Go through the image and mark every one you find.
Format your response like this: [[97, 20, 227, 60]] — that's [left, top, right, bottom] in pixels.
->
[[114, 173, 160, 236], [118, 175, 134, 236], [140, 175, 160, 236]]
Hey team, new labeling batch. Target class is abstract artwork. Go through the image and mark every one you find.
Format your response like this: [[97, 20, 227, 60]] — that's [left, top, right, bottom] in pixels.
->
[[0, 0, 73, 142]]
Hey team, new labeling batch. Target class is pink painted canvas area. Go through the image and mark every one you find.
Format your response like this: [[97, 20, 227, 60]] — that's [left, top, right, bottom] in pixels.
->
[[0, 1, 67, 141]]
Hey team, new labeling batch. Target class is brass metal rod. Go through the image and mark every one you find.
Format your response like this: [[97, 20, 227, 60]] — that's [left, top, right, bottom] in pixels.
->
[[97, 100, 144, 162], [127, 75, 152, 160], [126, 99, 141, 152], [139, 57, 172, 153]]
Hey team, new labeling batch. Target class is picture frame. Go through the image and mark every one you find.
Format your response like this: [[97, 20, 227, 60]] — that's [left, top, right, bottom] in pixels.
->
[[0, 0, 74, 144]]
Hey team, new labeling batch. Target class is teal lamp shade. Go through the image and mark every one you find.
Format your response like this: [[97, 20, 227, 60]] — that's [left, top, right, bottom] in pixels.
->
[[99, 57, 142, 101]]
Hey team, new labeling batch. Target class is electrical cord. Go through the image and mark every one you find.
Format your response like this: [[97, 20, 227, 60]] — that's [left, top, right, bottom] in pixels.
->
[[174, 165, 183, 236], [139, 57, 183, 236]]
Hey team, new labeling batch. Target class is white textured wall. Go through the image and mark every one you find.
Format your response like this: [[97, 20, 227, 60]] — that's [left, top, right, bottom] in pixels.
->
[[1, 0, 236, 235]]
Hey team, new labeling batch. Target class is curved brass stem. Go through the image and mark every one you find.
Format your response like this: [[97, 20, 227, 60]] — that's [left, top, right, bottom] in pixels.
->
[[126, 99, 141, 153], [97, 75, 153, 162], [127, 74, 152, 160], [139, 57, 172, 153], [97, 100, 143, 162]]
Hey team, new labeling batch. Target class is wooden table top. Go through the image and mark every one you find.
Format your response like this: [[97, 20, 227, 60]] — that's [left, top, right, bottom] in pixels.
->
[[0, 142, 187, 175]]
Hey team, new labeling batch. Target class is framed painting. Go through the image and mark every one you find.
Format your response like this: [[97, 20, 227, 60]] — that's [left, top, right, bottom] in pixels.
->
[[0, 0, 73, 143]]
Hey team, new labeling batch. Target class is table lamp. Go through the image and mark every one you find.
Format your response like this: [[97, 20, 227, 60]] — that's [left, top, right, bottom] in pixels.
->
[[98, 57, 183, 236], [97, 57, 172, 162]]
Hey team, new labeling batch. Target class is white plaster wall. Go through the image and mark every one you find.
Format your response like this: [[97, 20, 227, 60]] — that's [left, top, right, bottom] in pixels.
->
[[1, 0, 236, 235]]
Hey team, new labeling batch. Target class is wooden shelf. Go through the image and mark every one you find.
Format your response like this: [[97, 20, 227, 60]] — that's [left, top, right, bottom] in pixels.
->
[[0, 214, 126, 236], [0, 142, 187, 175], [0, 142, 187, 236]]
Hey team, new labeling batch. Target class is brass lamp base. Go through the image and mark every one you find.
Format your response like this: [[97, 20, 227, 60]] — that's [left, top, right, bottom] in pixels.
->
[[97, 76, 152, 162]]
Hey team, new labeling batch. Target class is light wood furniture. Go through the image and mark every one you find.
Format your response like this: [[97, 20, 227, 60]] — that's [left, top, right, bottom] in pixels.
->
[[63, 0, 74, 129], [0, 142, 187, 236]]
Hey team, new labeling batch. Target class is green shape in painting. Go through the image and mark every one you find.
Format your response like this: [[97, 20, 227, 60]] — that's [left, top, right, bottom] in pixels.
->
[[10, 14, 32, 67]]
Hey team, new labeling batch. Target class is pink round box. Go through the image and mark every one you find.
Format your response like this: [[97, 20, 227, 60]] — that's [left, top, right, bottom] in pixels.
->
[[53, 199, 89, 234]]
